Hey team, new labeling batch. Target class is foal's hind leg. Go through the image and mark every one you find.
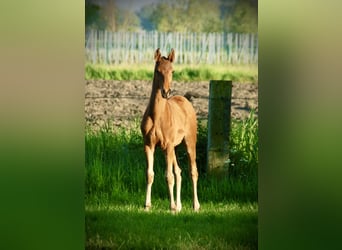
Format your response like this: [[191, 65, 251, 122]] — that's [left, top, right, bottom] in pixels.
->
[[172, 151, 182, 212], [165, 146, 177, 211], [184, 136, 200, 211]]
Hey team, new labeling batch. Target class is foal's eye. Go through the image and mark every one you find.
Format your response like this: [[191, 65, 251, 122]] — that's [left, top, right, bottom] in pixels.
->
[[172, 70, 175, 74]]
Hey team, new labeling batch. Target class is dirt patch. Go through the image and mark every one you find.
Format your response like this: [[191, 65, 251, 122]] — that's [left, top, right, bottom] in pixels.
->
[[85, 80, 258, 130]]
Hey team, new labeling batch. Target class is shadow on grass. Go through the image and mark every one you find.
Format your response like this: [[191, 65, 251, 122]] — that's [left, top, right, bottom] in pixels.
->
[[86, 201, 257, 250]]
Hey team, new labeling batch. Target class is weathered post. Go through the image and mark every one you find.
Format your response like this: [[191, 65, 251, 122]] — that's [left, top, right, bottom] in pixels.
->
[[207, 80, 232, 177]]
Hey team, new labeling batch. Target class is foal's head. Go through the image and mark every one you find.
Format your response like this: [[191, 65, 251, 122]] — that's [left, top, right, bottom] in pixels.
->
[[154, 48, 175, 99]]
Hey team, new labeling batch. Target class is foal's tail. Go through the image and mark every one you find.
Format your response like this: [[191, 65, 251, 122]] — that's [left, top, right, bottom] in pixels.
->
[[184, 91, 200, 102]]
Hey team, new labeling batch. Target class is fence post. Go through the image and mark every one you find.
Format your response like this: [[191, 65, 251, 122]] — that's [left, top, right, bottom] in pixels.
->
[[207, 80, 232, 177]]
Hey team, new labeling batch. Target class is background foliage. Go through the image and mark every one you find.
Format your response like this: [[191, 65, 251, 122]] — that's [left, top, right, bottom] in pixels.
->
[[86, 0, 258, 33]]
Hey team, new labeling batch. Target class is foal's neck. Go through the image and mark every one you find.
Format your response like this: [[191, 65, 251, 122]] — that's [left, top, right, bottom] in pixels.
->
[[148, 76, 167, 120]]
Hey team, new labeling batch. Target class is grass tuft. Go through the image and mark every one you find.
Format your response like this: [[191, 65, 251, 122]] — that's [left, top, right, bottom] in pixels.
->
[[85, 115, 258, 204]]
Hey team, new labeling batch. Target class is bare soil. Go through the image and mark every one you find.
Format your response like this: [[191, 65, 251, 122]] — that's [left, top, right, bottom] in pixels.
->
[[85, 80, 258, 130]]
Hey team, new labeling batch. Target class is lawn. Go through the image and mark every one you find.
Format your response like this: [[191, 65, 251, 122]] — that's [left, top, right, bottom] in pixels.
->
[[85, 114, 258, 249], [86, 202, 257, 249]]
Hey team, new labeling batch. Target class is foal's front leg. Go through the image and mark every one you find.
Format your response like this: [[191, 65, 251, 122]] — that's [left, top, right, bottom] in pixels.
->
[[144, 145, 155, 211], [165, 146, 177, 212]]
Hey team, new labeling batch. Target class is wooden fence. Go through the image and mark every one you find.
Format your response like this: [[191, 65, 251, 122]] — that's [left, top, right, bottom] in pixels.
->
[[85, 30, 258, 65]]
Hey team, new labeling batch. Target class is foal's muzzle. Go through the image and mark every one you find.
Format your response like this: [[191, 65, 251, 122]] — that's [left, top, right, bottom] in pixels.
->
[[161, 88, 171, 99]]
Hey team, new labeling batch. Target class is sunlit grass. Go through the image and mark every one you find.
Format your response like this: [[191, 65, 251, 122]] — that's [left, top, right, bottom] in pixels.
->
[[85, 63, 258, 83], [86, 201, 258, 249]]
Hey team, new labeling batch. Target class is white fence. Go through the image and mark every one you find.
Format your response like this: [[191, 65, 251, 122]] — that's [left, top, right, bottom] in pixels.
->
[[85, 30, 258, 65]]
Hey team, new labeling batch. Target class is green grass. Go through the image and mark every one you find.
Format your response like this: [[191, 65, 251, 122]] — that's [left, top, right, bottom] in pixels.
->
[[86, 202, 257, 249], [85, 113, 258, 249], [85, 63, 258, 83]]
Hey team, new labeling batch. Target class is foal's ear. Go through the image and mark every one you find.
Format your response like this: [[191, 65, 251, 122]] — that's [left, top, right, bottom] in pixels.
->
[[154, 48, 161, 62], [168, 48, 175, 63]]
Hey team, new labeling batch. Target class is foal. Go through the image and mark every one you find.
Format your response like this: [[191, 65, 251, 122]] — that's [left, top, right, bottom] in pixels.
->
[[141, 48, 200, 212]]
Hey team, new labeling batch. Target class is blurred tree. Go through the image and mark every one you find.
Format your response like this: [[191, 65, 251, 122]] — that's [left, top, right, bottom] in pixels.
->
[[153, 1, 187, 32], [117, 9, 140, 31], [85, 0, 107, 29], [137, 3, 156, 30], [101, 0, 118, 31], [219, 0, 237, 19], [85, 0, 140, 31], [188, 0, 222, 32], [222, 0, 258, 33], [137, 0, 222, 32]]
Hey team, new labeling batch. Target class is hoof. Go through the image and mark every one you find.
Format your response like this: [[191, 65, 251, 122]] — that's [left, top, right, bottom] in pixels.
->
[[193, 203, 200, 212], [171, 207, 181, 214], [170, 204, 182, 213], [144, 205, 151, 212]]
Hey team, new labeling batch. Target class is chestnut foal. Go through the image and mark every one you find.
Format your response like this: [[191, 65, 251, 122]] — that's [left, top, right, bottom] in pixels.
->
[[141, 48, 200, 212]]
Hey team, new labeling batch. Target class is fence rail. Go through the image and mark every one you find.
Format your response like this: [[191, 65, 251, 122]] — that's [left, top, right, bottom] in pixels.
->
[[85, 30, 258, 65]]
